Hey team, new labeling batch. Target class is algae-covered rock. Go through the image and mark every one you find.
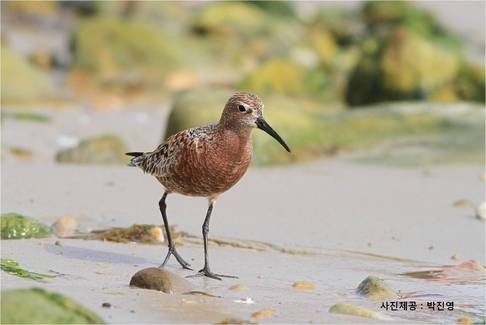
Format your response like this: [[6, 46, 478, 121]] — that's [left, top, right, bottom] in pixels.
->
[[192, 2, 267, 37], [309, 28, 339, 67], [1, 288, 104, 324], [239, 58, 328, 97], [362, 1, 461, 47], [129, 267, 192, 294], [380, 28, 460, 94], [346, 28, 461, 106], [70, 17, 183, 92], [164, 89, 232, 139], [329, 302, 392, 320], [1, 213, 52, 239], [1, 45, 58, 104], [356, 276, 397, 300], [55, 134, 128, 165], [455, 63, 485, 103]]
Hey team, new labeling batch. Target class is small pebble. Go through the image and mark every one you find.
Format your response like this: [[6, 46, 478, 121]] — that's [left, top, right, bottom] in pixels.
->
[[456, 316, 473, 325], [292, 281, 315, 290], [149, 226, 164, 243], [251, 308, 276, 320], [52, 216, 78, 238], [229, 284, 248, 292], [451, 253, 459, 260], [101, 302, 111, 308]]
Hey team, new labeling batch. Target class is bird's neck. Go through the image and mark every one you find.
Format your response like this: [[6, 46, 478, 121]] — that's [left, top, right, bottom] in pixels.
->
[[217, 122, 252, 142]]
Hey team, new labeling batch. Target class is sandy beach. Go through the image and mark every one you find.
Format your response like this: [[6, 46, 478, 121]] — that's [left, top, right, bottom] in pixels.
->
[[1, 108, 484, 323]]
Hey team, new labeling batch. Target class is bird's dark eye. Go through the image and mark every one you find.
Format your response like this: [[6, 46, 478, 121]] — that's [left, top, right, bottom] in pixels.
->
[[238, 105, 246, 112]]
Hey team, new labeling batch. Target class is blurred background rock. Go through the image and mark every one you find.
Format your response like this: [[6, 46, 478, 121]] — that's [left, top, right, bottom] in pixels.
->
[[1, 1, 484, 166]]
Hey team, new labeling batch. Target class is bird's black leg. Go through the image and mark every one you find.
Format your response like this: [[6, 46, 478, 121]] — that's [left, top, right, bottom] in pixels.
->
[[196, 202, 238, 280], [159, 192, 192, 270]]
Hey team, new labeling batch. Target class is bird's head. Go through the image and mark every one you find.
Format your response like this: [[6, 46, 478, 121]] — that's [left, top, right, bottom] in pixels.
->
[[220, 92, 290, 152]]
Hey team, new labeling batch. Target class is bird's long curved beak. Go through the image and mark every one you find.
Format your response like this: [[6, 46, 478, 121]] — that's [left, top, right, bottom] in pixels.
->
[[256, 117, 291, 152]]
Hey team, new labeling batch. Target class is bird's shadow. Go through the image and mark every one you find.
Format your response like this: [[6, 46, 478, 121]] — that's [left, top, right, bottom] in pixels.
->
[[45, 243, 150, 265]]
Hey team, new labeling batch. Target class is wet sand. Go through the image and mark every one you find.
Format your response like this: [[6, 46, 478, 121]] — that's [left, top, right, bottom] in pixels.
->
[[1, 109, 485, 323]]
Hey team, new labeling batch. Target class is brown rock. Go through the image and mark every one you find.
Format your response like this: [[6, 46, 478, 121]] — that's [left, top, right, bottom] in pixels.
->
[[129, 267, 192, 294]]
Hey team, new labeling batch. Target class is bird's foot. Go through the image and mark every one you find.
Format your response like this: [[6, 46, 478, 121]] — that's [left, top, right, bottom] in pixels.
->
[[187, 266, 238, 280], [159, 247, 192, 270]]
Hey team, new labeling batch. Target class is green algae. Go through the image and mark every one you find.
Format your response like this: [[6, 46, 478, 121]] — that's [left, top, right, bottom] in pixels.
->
[[1, 258, 55, 281], [1, 288, 104, 324], [2, 111, 52, 123], [1, 213, 52, 239]]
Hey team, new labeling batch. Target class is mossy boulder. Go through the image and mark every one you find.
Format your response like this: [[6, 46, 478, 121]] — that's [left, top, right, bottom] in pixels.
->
[[55, 134, 128, 165], [192, 2, 267, 37], [455, 63, 485, 102], [191, 2, 305, 77], [356, 276, 397, 300], [362, 0, 459, 45], [70, 17, 183, 93], [346, 28, 462, 105], [164, 89, 232, 139], [1, 213, 52, 240], [309, 28, 339, 67], [1, 45, 58, 104], [380, 28, 460, 95], [1, 288, 104, 324], [239, 59, 328, 97]]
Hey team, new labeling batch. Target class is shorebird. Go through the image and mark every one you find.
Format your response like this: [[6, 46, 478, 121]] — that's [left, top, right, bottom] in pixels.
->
[[127, 92, 290, 280]]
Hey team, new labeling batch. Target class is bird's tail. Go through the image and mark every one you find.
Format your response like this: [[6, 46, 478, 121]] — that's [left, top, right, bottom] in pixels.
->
[[126, 152, 145, 167]]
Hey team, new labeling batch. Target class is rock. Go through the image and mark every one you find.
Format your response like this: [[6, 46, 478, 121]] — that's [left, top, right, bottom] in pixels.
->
[[251, 308, 277, 320], [1, 213, 52, 239], [292, 281, 315, 290], [356, 276, 397, 300], [228, 284, 248, 292], [309, 28, 339, 67], [55, 134, 128, 165], [380, 28, 459, 96], [1, 45, 58, 104], [164, 89, 231, 140], [51, 216, 78, 238], [192, 2, 267, 37], [1, 287, 104, 324], [456, 316, 473, 325], [129, 267, 192, 294], [346, 28, 461, 106], [455, 63, 485, 103], [69, 17, 183, 94], [329, 302, 392, 320], [239, 58, 327, 97]]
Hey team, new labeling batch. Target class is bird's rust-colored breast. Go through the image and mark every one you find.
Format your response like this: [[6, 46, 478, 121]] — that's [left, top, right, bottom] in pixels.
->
[[157, 127, 252, 198]]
